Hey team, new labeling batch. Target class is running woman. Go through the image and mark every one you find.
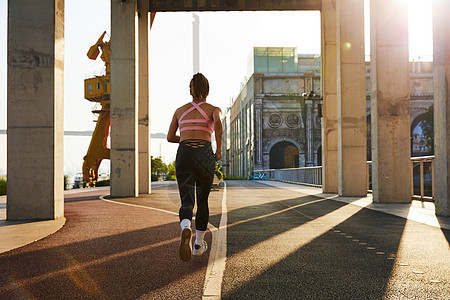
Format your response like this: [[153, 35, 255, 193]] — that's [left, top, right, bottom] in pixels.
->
[[167, 73, 223, 262]]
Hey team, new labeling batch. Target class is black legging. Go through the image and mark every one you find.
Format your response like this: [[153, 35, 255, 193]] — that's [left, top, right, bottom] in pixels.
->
[[176, 140, 215, 231]]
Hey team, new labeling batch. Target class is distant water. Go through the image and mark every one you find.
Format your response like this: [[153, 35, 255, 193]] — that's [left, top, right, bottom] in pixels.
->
[[0, 134, 179, 176]]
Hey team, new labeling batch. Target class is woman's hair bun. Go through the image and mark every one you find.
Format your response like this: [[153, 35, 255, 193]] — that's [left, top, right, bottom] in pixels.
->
[[190, 73, 209, 99]]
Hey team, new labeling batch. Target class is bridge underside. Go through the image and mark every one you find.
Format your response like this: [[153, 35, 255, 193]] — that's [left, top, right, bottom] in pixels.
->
[[149, 0, 321, 12], [6, 0, 450, 220]]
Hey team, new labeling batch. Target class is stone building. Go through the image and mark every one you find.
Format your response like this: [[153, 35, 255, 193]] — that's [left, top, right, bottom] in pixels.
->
[[220, 48, 434, 178], [221, 48, 322, 177]]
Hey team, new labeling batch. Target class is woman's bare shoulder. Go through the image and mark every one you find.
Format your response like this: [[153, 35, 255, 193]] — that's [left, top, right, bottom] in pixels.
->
[[180, 102, 194, 110], [204, 102, 221, 112], [174, 103, 192, 116]]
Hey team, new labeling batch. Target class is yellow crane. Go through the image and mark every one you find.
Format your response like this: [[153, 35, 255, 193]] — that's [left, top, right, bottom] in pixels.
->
[[82, 13, 155, 187], [82, 31, 111, 187]]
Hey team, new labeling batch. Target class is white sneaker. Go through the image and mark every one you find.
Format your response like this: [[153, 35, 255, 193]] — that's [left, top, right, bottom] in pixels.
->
[[179, 227, 192, 262], [192, 240, 208, 256]]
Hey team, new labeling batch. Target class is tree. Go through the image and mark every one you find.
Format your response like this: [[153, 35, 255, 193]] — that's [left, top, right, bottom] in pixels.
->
[[151, 156, 165, 175], [420, 105, 434, 154], [165, 161, 176, 181], [166, 161, 175, 174]]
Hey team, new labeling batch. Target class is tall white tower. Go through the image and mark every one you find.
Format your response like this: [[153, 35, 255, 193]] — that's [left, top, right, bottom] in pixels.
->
[[193, 13, 200, 74]]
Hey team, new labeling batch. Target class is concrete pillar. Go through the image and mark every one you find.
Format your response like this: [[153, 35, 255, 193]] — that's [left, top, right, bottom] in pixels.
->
[[7, 0, 64, 220], [321, 0, 339, 193], [305, 98, 314, 167], [110, 0, 139, 197], [336, 0, 367, 196], [254, 96, 263, 170], [370, 0, 411, 203], [433, 0, 450, 216], [138, 0, 151, 194]]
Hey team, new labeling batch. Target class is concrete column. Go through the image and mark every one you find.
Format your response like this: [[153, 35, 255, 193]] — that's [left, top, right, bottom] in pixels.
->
[[336, 0, 367, 196], [433, 0, 450, 216], [110, 0, 139, 197], [138, 0, 150, 194], [7, 0, 64, 220], [321, 0, 339, 193], [305, 99, 314, 167], [370, 0, 411, 203], [254, 96, 263, 170]]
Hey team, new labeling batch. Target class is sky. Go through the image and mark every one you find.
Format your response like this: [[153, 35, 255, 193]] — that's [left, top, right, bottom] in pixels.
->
[[0, 0, 434, 172]]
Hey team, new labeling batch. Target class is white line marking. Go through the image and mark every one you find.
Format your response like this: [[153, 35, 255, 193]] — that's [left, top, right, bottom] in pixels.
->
[[100, 196, 178, 216], [203, 182, 227, 300]]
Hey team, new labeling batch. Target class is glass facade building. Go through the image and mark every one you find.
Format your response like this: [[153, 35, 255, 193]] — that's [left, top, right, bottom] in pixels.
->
[[248, 47, 299, 76]]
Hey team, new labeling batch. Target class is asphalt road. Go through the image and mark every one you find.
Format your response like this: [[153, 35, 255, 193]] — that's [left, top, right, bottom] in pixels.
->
[[221, 181, 449, 300], [0, 180, 448, 299]]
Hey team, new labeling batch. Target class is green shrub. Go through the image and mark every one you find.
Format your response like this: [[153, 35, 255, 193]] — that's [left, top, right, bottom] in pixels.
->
[[0, 177, 6, 195], [95, 179, 110, 187], [165, 174, 176, 181], [151, 174, 159, 182], [225, 176, 248, 180], [165, 170, 176, 181]]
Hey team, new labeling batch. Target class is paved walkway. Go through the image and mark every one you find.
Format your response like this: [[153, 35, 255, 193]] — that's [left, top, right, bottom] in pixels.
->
[[0, 181, 449, 299], [0, 184, 211, 299], [261, 180, 450, 230]]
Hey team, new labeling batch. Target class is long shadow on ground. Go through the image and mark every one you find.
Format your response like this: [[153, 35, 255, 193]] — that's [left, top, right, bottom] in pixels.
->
[[0, 195, 210, 300], [219, 193, 409, 299]]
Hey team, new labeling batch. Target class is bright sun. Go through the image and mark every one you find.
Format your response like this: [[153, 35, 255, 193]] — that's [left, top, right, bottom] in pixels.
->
[[408, 0, 433, 59]]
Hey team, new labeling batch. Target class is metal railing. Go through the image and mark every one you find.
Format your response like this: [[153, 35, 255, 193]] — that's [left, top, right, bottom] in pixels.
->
[[255, 155, 434, 202], [253, 166, 322, 187], [411, 156, 434, 201], [366, 155, 434, 201], [366, 161, 373, 193]]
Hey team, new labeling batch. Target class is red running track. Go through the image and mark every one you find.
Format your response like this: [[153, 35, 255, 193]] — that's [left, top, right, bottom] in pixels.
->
[[0, 189, 210, 299]]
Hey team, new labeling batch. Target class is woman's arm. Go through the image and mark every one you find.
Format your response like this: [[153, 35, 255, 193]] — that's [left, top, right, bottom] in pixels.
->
[[167, 113, 180, 143], [212, 107, 223, 161]]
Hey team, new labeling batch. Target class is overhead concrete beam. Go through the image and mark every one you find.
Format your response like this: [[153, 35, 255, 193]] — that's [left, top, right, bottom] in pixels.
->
[[149, 0, 321, 11], [7, 0, 65, 220]]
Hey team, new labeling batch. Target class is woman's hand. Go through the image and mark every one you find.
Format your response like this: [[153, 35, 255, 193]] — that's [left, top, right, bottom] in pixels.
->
[[212, 107, 223, 162], [215, 152, 222, 161]]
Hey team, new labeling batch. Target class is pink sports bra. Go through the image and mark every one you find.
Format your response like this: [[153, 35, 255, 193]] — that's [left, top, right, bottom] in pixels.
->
[[178, 101, 214, 134]]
